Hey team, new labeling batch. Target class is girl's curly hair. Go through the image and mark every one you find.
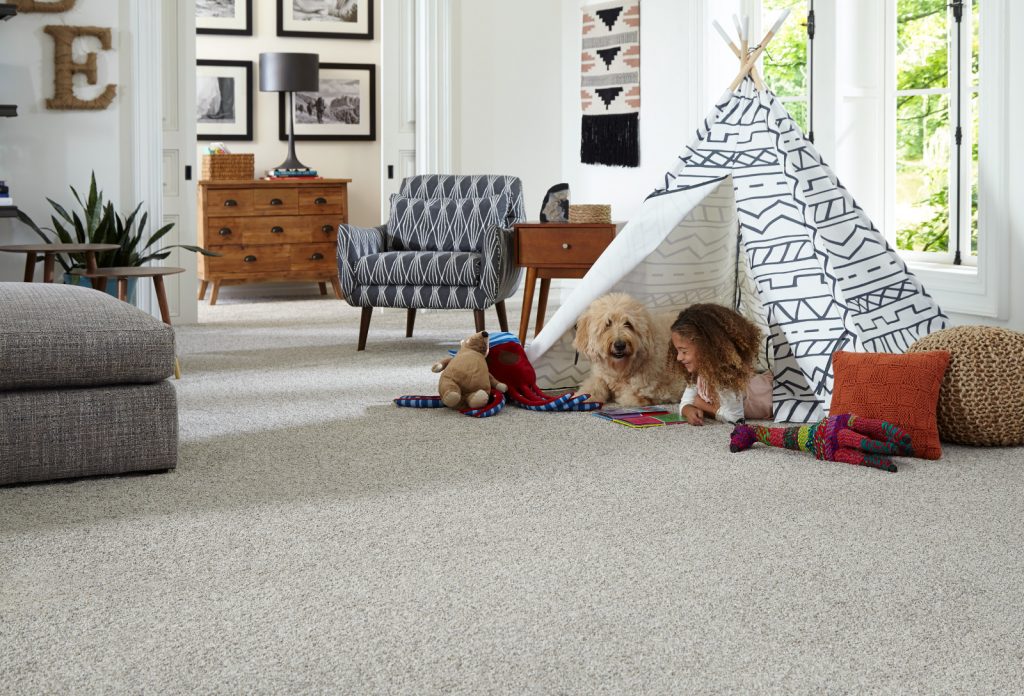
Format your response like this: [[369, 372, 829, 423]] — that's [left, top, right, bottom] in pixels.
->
[[671, 303, 762, 398]]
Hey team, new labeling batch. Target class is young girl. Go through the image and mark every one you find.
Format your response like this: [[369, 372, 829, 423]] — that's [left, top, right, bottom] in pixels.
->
[[670, 303, 773, 426]]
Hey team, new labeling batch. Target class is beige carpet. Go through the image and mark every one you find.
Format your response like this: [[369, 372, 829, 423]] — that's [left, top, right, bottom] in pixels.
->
[[1, 296, 1022, 695]]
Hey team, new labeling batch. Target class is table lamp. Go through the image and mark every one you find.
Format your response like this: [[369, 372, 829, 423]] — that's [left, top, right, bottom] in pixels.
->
[[258, 52, 320, 171]]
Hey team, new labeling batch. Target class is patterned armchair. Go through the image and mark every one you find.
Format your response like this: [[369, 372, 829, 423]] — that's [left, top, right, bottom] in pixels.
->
[[337, 174, 526, 350]]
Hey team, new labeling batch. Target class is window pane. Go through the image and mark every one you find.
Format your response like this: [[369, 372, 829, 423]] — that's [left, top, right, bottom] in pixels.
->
[[971, 89, 979, 255], [761, 0, 808, 98], [780, 98, 808, 132], [896, 93, 950, 252], [897, 0, 948, 90]]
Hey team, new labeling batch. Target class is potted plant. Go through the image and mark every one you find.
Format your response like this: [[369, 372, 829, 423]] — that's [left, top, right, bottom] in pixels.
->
[[16, 172, 218, 302]]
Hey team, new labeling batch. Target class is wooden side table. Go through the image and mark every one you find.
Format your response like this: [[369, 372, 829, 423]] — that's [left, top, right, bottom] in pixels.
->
[[0, 243, 120, 282], [514, 222, 616, 343]]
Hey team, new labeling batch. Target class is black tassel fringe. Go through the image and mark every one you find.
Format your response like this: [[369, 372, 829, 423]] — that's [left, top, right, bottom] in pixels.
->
[[581, 112, 639, 167]]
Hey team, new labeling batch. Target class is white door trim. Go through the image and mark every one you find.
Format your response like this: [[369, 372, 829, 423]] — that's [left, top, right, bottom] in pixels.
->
[[415, 0, 453, 174], [126, 0, 163, 316]]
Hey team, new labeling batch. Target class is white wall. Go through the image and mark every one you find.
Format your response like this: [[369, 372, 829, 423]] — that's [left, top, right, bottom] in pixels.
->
[[196, 2, 381, 229], [452, 0, 562, 218], [0, 2, 129, 283]]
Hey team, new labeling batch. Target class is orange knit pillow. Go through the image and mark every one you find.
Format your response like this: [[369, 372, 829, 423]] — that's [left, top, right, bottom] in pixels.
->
[[829, 350, 950, 460]]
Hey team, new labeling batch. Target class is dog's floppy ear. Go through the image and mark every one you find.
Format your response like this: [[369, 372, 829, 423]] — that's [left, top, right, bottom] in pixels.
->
[[572, 311, 593, 356]]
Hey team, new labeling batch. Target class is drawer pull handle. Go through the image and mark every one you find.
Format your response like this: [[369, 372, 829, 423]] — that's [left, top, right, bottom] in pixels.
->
[[270, 198, 283, 206], [223, 199, 238, 207], [562, 243, 571, 250], [271, 226, 285, 234], [310, 252, 325, 261], [321, 224, 333, 234], [243, 255, 257, 263], [314, 197, 328, 205], [218, 227, 232, 236]]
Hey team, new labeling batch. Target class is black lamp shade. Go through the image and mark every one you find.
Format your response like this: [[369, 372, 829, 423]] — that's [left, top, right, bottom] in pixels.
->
[[259, 53, 319, 93]]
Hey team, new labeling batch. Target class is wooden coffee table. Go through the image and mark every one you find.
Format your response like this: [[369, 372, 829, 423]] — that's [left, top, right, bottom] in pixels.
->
[[0, 243, 120, 283], [513, 222, 616, 343]]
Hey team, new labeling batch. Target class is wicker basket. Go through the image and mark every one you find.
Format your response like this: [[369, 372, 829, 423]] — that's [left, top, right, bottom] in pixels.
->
[[568, 204, 612, 224], [201, 153, 255, 181]]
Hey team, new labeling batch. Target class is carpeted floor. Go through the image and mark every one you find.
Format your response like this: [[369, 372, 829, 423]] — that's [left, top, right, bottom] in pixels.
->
[[2, 296, 1022, 695]]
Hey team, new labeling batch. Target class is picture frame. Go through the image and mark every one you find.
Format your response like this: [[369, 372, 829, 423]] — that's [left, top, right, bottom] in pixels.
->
[[276, 0, 373, 40], [278, 63, 376, 142], [196, 0, 253, 36], [196, 60, 253, 142]]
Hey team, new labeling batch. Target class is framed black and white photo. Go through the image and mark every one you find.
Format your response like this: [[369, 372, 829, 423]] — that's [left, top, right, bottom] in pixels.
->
[[276, 0, 373, 40], [279, 63, 376, 142], [196, 0, 252, 36], [196, 60, 253, 141]]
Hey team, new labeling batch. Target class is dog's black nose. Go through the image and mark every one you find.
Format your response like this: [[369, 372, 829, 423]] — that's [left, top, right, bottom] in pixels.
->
[[613, 340, 626, 351]]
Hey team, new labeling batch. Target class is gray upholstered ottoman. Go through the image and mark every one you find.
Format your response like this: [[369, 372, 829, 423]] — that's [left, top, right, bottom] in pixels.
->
[[0, 282, 178, 484]]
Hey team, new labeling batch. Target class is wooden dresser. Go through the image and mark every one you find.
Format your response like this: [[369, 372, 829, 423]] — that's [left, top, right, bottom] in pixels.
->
[[197, 178, 351, 304]]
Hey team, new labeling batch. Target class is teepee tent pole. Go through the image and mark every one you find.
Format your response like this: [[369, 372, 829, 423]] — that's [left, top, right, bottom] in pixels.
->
[[728, 8, 790, 91], [714, 18, 765, 91]]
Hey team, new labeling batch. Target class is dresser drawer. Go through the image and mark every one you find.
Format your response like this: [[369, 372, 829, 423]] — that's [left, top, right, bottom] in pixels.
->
[[290, 243, 336, 273], [206, 189, 254, 217], [308, 216, 340, 242], [254, 188, 299, 215], [205, 218, 244, 243], [516, 226, 615, 267], [204, 244, 291, 273], [299, 187, 346, 216], [241, 216, 311, 245]]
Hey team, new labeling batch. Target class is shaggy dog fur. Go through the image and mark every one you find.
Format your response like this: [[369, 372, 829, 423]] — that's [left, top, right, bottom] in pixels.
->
[[573, 292, 687, 406]]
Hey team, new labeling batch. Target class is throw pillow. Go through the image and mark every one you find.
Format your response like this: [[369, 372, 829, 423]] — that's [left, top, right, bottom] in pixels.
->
[[829, 350, 950, 460], [388, 193, 509, 253]]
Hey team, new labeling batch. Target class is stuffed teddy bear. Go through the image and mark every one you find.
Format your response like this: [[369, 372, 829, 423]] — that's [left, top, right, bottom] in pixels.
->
[[431, 331, 507, 410]]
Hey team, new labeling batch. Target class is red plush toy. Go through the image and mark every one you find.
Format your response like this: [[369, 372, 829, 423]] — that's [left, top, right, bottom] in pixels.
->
[[485, 334, 599, 411]]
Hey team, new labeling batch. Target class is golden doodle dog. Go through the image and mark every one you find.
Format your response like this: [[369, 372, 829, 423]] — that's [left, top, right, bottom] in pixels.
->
[[573, 292, 687, 406]]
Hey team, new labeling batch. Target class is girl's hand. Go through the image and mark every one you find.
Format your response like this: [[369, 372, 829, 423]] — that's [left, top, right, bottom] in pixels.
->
[[682, 405, 704, 426]]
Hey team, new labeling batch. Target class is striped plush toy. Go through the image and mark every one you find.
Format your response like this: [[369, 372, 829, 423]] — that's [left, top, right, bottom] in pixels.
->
[[728, 414, 914, 473]]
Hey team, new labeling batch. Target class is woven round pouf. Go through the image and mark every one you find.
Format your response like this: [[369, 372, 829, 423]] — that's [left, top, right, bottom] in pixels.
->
[[908, 326, 1024, 446]]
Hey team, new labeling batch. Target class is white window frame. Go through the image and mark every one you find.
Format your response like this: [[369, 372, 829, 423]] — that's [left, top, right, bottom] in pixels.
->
[[884, 0, 975, 267], [889, 0, 1009, 318]]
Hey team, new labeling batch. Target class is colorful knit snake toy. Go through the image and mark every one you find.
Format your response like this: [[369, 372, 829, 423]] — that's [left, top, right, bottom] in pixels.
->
[[728, 413, 914, 473], [394, 332, 600, 418]]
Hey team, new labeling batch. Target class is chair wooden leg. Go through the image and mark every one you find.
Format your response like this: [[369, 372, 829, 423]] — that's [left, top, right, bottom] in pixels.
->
[[406, 308, 416, 338], [318, 281, 328, 296], [474, 309, 485, 333], [495, 301, 509, 333], [358, 306, 373, 351]]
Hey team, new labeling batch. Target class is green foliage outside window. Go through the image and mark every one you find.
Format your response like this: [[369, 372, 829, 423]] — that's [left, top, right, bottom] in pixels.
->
[[895, 0, 979, 254]]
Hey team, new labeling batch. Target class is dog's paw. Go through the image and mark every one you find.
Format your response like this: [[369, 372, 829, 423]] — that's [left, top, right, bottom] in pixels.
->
[[431, 362, 445, 373]]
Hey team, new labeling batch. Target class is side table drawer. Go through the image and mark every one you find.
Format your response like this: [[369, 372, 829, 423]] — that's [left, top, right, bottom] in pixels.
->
[[516, 227, 615, 267]]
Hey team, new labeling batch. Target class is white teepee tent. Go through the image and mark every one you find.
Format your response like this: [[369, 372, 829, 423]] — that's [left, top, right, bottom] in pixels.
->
[[526, 14, 948, 423]]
